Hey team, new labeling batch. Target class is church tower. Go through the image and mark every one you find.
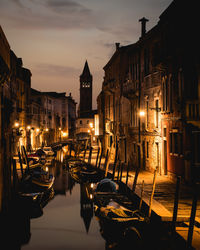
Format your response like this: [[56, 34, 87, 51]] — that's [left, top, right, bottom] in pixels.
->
[[79, 60, 92, 118]]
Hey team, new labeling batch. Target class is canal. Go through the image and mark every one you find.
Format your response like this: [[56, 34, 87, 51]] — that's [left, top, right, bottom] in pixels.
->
[[1, 149, 106, 250], [0, 148, 188, 250]]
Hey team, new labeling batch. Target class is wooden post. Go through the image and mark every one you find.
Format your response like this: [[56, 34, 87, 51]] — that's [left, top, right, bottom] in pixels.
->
[[83, 139, 88, 160], [112, 143, 118, 180], [98, 148, 103, 169], [105, 150, 112, 177], [187, 184, 198, 248], [104, 149, 109, 170], [21, 145, 29, 172], [132, 164, 140, 192], [148, 167, 158, 217], [126, 162, 130, 186], [18, 150, 24, 179], [139, 180, 144, 211], [88, 147, 93, 164], [95, 147, 100, 168], [117, 160, 121, 181], [172, 176, 181, 233], [119, 162, 124, 182]]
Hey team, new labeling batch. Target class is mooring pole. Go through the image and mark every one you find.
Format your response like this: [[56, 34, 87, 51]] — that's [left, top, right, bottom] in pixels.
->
[[112, 143, 118, 180], [139, 180, 144, 211], [119, 162, 124, 182], [132, 164, 140, 192], [172, 176, 181, 233], [22, 145, 29, 172], [98, 148, 103, 169], [187, 183, 198, 248], [104, 149, 109, 170], [148, 167, 158, 218], [95, 147, 100, 168], [117, 160, 121, 181], [88, 147, 92, 164], [18, 150, 23, 179], [126, 162, 130, 186]]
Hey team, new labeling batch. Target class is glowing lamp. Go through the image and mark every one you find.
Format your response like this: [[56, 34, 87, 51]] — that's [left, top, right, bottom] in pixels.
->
[[14, 122, 19, 128], [139, 111, 145, 117]]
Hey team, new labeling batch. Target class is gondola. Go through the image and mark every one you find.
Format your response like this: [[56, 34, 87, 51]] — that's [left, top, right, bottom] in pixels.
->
[[93, 179, 149, 248], [19, 164, 55, 192], [68, 163, 104, 183]]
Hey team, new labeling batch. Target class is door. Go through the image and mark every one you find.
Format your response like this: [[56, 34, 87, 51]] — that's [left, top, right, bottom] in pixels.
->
[[164, 140, 168, 175]]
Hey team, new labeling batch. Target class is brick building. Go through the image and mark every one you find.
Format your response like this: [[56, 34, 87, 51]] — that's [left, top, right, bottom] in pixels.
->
[[98, 0, 200, 182]]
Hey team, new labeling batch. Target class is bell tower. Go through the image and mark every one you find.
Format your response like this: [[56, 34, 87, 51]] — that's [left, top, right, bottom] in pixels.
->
[[79, 60, 92, 118]]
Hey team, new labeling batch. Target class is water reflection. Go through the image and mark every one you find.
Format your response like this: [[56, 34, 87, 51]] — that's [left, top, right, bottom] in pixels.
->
[[0, 148, 107, 249], [80, 183, 94, 233]]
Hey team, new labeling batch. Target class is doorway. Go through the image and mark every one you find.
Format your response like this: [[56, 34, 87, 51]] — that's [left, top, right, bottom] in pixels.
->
[[163, 140, 168, 175]]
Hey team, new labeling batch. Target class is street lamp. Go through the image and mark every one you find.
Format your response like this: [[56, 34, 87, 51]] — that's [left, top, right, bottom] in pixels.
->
[[14, 122, 19, 128]]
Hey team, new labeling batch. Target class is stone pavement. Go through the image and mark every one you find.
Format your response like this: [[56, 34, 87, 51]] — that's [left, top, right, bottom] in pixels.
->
[[80, 147, 200, 249]]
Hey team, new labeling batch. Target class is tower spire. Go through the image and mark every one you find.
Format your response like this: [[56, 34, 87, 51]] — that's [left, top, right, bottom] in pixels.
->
[[81, 60, 91, 76]]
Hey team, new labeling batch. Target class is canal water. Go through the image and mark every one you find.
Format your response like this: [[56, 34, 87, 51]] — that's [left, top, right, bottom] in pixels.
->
[[0, 149, 186, 250], [22, 163, 105, 250], [1, 149, 106, 250]]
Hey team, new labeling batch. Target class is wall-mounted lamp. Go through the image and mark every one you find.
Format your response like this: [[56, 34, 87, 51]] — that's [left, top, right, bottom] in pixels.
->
[[139, 111, 145, 117]]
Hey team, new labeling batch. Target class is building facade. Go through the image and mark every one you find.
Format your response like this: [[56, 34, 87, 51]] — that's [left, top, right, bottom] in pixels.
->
[[98, 0, 200, 182]]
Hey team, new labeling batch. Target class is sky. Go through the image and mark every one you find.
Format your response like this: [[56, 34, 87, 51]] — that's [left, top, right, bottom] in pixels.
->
[[0, 0, 172, 109]]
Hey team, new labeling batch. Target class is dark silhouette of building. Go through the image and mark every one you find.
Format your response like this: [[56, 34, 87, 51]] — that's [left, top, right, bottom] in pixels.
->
[[76, 61, 97, 142], [79, 60, 93, 118]]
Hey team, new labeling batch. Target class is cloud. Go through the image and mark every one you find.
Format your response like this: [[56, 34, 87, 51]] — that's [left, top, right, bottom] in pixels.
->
[[0, 0, 100, 31], [45, 0, 91, 14], [33, 63, 80, 77]]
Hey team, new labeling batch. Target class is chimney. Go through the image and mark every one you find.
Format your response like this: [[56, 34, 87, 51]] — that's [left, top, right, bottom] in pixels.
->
[[115, 43, 120, 50], [139, 17, 149, 37]]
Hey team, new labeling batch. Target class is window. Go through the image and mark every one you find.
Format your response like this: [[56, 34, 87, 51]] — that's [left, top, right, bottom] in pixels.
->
[[155, 100, 159, 128], [146, 141, 149, 158], [162, 77, 168, 112], [80, 120, 82, 125], [146, 100, 149, 128], [87, 120, 89, 124], [164, 128, 167, 137], [170, 131, 183, 155], [169, 76, 173, 112]]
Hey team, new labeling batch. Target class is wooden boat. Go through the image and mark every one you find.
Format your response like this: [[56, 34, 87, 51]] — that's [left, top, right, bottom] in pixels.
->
[[19, 164, 55, 192], [94, 192, 148, 249], [68, 164, 104, 183]]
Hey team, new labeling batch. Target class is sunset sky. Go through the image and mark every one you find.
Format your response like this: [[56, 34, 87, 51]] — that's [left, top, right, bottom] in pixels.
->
[[0, 0, 172, 108]]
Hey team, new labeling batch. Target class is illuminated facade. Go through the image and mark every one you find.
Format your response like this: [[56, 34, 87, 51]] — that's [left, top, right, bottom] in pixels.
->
[[30, 90, 76, 148], [98, 0, 200, 182]]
